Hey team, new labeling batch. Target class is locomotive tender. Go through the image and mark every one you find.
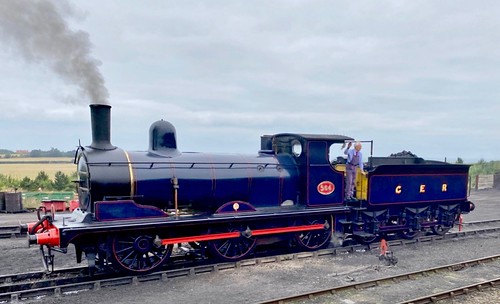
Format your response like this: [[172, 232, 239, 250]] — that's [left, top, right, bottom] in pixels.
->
[[23, 104, 475, 273]]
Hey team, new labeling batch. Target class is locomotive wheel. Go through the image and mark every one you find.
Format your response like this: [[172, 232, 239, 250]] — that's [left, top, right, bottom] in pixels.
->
[[342, 235, 357, 247], [93, 250, 111, 270], [431, 225, 451, 236], [188, 241, 202, 249], [208, 225, 256, 261], [294, 218, 332, 250], [355, 234, 378, 245], [110, 233, 173, 273]]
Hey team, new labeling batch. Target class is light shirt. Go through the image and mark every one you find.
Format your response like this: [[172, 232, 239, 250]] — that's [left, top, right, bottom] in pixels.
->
[[344, 148, 364, 171]]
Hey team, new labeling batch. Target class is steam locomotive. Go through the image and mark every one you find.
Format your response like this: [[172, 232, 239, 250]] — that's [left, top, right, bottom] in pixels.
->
[[23, 104, 475, 274]]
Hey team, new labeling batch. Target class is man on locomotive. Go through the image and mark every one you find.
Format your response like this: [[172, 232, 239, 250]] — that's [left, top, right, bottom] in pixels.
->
[[344, 141, 366, 201]]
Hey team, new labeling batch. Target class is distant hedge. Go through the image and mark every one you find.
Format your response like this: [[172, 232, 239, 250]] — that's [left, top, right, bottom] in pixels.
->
[[0, 170, 76, 192], [469, 159, 500, 176], [0, 148, 75, 158]]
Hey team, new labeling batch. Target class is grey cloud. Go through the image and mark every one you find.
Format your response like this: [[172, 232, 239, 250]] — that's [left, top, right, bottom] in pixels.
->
[[0, 0, 108, 104]]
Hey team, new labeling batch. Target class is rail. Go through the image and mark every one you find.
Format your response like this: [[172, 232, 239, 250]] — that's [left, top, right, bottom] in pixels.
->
[[257, 254, 500, 304], [398, 277, 500, 304]]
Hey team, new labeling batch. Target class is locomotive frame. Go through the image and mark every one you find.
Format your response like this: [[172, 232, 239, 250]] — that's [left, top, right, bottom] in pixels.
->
[[22, 104, 475, 274]]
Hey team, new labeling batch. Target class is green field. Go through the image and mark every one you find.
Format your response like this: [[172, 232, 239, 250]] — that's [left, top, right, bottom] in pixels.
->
[[0, 157, 76, 179]]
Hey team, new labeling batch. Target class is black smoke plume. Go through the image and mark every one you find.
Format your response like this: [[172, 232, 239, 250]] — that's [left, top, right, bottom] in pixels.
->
[[0, 0, 109, 104]]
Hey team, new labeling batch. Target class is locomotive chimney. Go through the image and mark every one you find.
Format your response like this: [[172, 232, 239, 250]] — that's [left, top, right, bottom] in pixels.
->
[[89, 104, 115, 150]]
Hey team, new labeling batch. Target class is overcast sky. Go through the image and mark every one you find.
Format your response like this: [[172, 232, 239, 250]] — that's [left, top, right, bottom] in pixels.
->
[[0, 1, 499, 163]]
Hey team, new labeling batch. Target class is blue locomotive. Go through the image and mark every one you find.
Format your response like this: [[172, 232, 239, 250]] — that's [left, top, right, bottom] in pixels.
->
[[23, 104, 475, 273]]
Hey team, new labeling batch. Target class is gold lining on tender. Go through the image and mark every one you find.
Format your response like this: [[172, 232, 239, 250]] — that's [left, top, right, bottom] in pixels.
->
[[124, 151, 135, 197]]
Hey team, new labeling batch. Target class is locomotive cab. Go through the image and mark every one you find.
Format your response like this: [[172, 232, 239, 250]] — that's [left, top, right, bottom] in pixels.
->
[[262, 133, 354, 206]]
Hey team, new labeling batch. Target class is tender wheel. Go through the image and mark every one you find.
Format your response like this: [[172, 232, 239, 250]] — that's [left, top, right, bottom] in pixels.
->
[[399, 228, 422, 239], [208, 225, 256, 261], [294, 218, 332, 250], [431, 225, 451, 236], [111, 233, 173, 273]]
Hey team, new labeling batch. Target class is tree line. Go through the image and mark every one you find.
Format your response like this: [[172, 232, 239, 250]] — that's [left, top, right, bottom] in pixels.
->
[[0, 148, 76, 158], [469, 159, 500, 177], [0, 171, 76, 192]]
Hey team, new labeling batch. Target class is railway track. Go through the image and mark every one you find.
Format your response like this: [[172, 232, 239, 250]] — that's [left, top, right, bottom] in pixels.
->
[[0, 226, 20, 239], [256, 254, 500, 304], [0, 250, 340, 302], [1, 225, 500, 302], [1, 218, 499, 240], [399, 277, 500, 304], [459, 218, 500, 227]]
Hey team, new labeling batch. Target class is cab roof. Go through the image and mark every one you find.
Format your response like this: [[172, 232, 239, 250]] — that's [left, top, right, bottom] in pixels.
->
[[272, 133, 354, 144]]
